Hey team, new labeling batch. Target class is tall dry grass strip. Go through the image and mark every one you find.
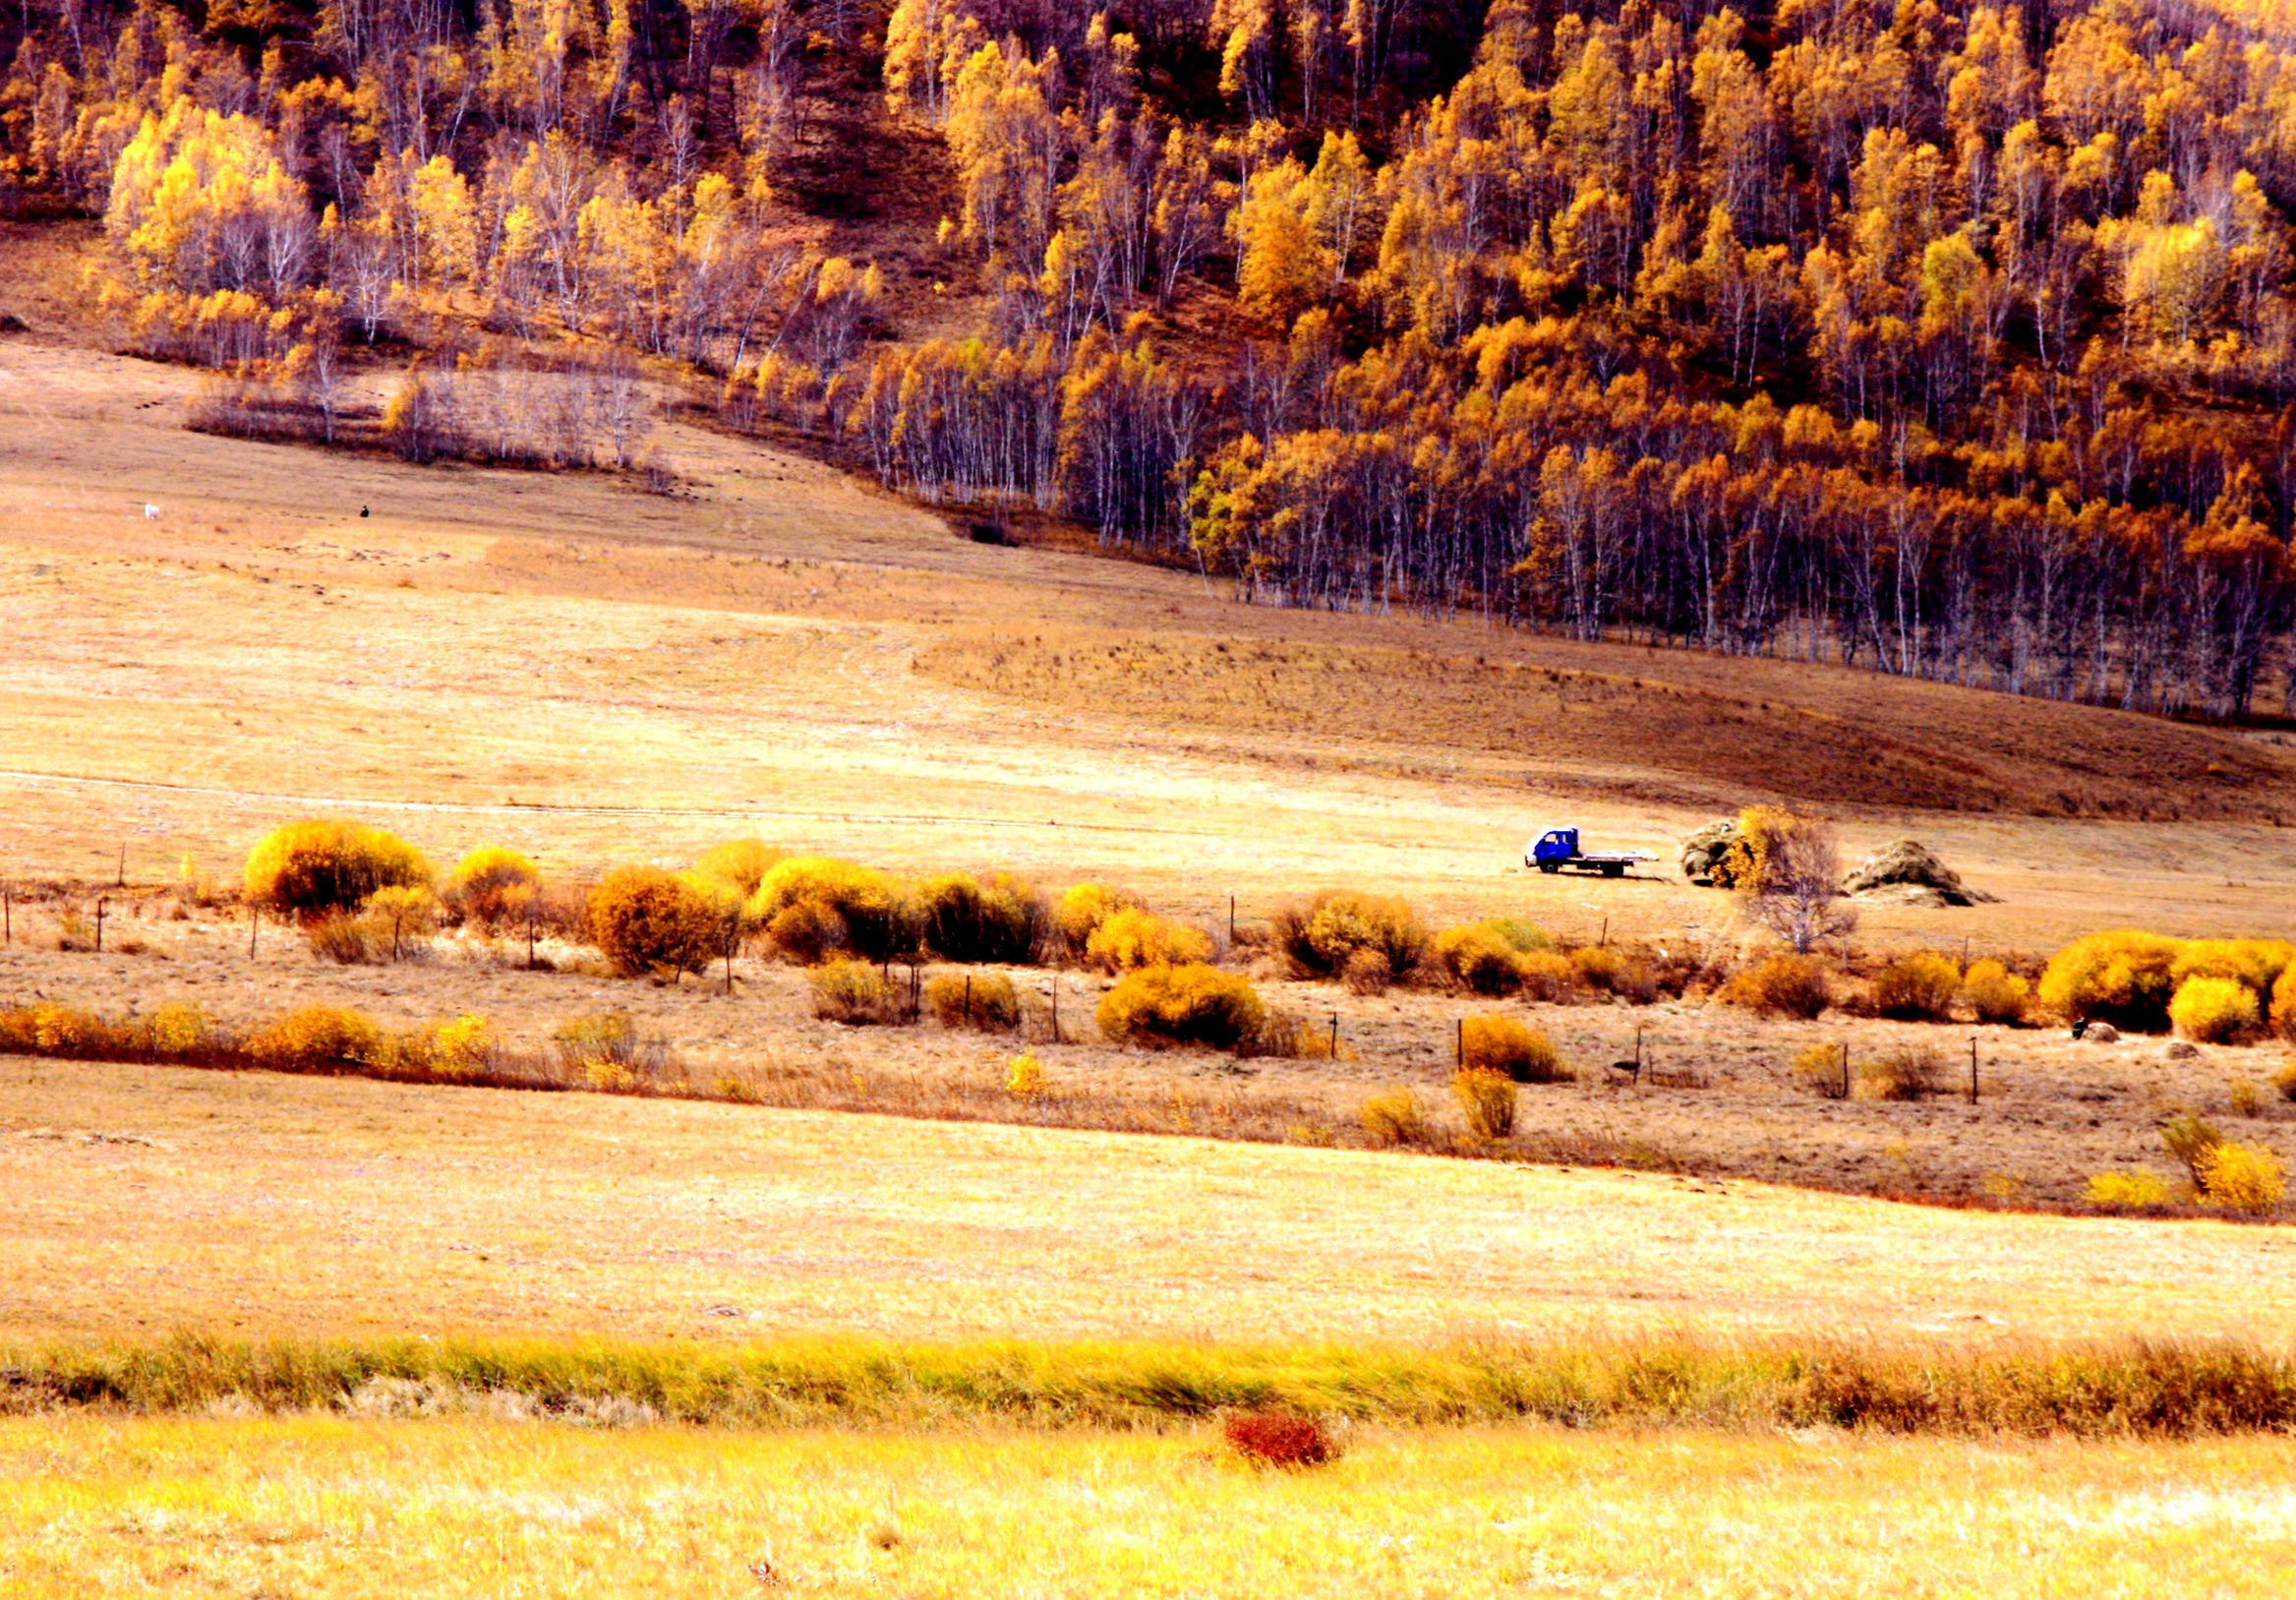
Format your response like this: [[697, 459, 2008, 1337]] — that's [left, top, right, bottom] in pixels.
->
[[7, 1333, 2295, 1438]]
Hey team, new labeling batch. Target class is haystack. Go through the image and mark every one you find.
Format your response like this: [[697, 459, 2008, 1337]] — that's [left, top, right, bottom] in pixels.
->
[[1844, 839, 1996, 907], [1678, 817, 1739, 883]]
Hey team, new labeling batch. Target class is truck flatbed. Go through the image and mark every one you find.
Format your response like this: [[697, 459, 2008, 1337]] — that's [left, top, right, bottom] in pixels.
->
[[1525, 826, 1657, 878]]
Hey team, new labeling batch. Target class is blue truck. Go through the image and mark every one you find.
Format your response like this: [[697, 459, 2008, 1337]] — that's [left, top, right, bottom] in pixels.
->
[[1525, 826, 1657, 878]]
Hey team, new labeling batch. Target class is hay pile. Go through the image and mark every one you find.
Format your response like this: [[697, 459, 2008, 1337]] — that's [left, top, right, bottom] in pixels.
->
[[1678, 817, 1739, 883], [1844, 839, 1997, 907]]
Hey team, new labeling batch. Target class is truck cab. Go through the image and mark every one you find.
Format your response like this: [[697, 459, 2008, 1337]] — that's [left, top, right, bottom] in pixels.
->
[[1531, 827, 1581, 867]]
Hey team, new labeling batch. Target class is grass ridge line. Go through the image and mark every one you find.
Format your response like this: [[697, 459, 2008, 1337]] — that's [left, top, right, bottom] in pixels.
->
[[6, 1333, 2295, 1437]]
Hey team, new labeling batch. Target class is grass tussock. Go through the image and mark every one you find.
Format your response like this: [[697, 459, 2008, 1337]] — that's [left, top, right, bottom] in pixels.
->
[[7, 1331, 2296, 1439]]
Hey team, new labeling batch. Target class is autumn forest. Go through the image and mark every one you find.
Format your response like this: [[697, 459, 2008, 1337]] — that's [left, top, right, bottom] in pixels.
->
[[4, 0, 2295, 717]]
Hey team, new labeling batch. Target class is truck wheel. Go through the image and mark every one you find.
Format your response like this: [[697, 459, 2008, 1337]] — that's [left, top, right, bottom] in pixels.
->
[[1603, 862, 1624, 878], [1538, 863, 1560, 875]]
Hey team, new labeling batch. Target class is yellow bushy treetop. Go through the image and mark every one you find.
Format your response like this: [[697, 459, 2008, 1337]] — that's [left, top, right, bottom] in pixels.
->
[[243, 819, 432, 919], [915, 870, 1045, 964], [1959, 960, 2031, 1026], [1084, 908, 1213, 973], [442, 846, 541, 928], [1274, 890, 1428, 979], [1872, 953, 1962, 1022], [1432, 922, 1530, 996]]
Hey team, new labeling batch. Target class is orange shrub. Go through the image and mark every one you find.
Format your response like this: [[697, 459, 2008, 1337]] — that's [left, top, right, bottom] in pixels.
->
[[1961, 960, 2030, 1025], [1872, 952, 1961, 1022], [1453, 1068, 1517, 1139], [747, 857, 913, 963], [585, 866, 722, 978], [2273, 966, 2296, 1042], [1515, 950, 1581, 1003], [442, 846, 539, 928], [249, 1004, 385, 1071], [1096, 964, 1266, 1049], [809, 957, 904, 1025], [1720, 955, 1831, 1019]]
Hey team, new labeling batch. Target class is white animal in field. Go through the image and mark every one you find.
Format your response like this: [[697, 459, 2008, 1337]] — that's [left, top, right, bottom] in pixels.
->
[[143, 504, 159, 519]]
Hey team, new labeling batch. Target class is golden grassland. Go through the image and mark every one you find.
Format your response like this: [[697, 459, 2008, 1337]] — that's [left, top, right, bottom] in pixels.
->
[[5, 1415, 2295, 1599], [5, 1062, 2293, 1348]]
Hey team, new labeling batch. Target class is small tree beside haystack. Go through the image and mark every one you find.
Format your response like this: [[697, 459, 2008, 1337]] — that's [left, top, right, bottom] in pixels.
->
[[1726, 808, 1857, 955]]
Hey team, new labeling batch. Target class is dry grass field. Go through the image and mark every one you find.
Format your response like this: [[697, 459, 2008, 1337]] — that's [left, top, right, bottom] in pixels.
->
[[6, 1416, 2295, 1599], [5, 1062, 2293, 1346]]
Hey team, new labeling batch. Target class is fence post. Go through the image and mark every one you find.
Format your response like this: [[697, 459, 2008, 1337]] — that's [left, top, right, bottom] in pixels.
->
[[249, 905, 259, 959], [117, 844, 127, 888], [1049, 978, 1059, 1043], [1600, 915, 1609, 948], [964, 973, 971, 1026], [95, 898, 105, 953], [1970, 1037, 1978, 1105], [1841, 1040, 1851, 1100], [1329, 1012, 1338, 1059], [1455, 1017, 1463, 1070], [1229, 895, 1236, 943]]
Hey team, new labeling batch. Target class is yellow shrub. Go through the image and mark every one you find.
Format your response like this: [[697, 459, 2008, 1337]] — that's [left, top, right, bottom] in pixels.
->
[[1007, 1053, 1047, 1097], [1452, 1069, 1517, 1140], [1568, 946, 1622, 991], [2197, 1142, 2286, 1215], [1096, 964, 1266, 1049], [1432, 924, 1529, 995], [2170, 939, 2296, 1000], [1872, 953, 1961, 1022], [1460, 1014, 1568, 1084], [2273, 1060, 2296, 1101], [1274, 891, 1428, 978], [1855, 1043, 1946, 1101], [2086, 1169, 2172, 1211], [1053, 882, 1144, 955], [1792, 1040, 1849, 1098], [2038, 930, 2184, 1032], [554, 1012, 641, 1085], [585, 866, 723, 978], [2230, 1080, 2264, 1118], [1720, 955, 1830, 1019], [916, 871, 1045, 964], [1358, 1088, 1430, 1147], [1342, 947, 1392, 995], [1515, 950, 1581, 1003], [433, 1013, 496, 1077], [2274, 967, 2296, 1042], [1085, 908, 1213, 973], [747, 857, 912, 963], [1960, 959, 2030, 1026], [688, 839, 784, 899], [767, 900, 847, 965], [251, 1004, 384, 1071], [442, 846, 539, 927], [926, 971, 1021, 1031], [810, 957, 903, 1026], [144, 1001, 212, 1056], [2168, 977, 2260, 1043], [244, 819, 432, 919]]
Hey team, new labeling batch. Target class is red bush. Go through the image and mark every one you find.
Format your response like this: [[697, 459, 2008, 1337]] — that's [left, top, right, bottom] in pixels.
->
[[1220, 1408, 1337, 1468]]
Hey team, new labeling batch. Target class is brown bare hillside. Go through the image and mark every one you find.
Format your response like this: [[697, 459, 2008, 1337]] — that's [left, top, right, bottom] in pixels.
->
[[915, 630, 2296, 822]]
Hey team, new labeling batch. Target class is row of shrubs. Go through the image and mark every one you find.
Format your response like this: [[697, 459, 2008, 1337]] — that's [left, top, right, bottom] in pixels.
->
[[2040, 932, 2296, 1042], [0, 1000, 670, 1094], [2087, 1110, 2287, 1215]]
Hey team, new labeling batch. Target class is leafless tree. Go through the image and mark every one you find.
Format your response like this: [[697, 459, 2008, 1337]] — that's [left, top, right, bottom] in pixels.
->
[[1737, 813, 1857, 955]]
